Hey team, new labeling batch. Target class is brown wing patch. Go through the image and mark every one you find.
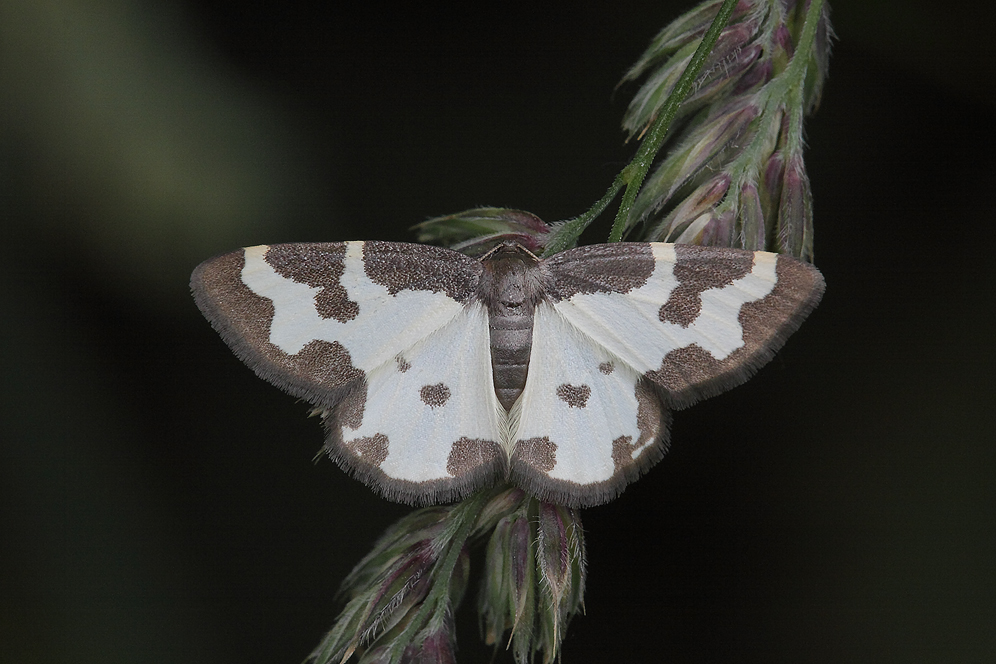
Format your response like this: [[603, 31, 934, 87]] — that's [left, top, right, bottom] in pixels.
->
[[646, 254, 825, 406], [598, 361, 615, 375], [545, 242, 656, 299], [191, 249, 364, 406], [646, 345, 717, 395], [658, 244, 754, 327], [612, 379, 665, 472], [556, 384, 591, 408], [347, 433, 389, 466], [446, 437, 502, 477], [395, 354, 411, 373], [293, 340, 364, 387], [514, 437, 558, 473], [419, 383, 451, 408], [363, 241, 480, 300], [265, 243, 359, 323], [633, 378, 665, 452], [611, 436, 639, 472], [193, 249, 275, 350], [335, 380, 367, 430]]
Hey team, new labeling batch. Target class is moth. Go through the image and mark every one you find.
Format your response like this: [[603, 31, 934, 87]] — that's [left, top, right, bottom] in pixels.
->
[[192, 241, 824, 507]]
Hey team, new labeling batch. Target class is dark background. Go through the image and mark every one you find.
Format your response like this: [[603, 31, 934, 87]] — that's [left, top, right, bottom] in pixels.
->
[[2, 1, 993, 662]]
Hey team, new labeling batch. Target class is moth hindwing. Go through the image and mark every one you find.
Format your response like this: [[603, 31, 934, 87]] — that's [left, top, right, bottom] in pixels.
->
[[192, 240, 824, 507]]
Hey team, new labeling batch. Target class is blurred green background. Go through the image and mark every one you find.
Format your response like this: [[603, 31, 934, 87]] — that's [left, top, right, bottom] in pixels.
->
[[1, 1, 993, 662]]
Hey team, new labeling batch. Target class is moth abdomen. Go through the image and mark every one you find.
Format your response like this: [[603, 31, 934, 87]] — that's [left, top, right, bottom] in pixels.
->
[[487, 294, 535, 412], [478, 243, 548, 413]]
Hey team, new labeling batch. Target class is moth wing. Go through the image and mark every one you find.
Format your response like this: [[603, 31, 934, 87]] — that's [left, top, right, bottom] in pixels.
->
[[545, 242, 825, 408], [512, 242, 824, 506], [509, 302, 669, 507], [192, 241, 505, 504], [191, 241, 481, 407], [326, 302, 506, 505]]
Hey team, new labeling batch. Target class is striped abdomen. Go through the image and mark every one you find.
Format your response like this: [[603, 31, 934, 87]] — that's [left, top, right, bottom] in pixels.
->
[[478, 243, 548, 412]]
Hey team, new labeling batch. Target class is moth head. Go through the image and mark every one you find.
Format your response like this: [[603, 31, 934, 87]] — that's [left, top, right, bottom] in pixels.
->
[[478, 241, 548, 312], [479, 239, 541, 261]]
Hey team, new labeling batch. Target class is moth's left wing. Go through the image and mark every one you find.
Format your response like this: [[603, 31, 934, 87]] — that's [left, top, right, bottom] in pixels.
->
[[510, 242, 823, 507], [192, 241, 505, 504], [509, 302, 670, 507], [325, 301, 507, 505], [191, 241, 481, 407], [544, 242, 825, 407]]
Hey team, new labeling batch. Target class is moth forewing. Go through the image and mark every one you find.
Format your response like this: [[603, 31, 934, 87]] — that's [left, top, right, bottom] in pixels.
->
[[642, 247, 825, 408], [547, 243, 825, 410]]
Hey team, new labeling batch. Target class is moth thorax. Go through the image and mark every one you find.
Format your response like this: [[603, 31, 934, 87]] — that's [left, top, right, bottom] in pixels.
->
[[479, 244, 546, 413]]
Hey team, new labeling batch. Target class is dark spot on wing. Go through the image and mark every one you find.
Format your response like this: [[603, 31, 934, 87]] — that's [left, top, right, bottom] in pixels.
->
[[396, 354, 411, 373], [611, 436, 638, 472], [420, 383, 451, 408], [348, 433, 389, 466], [293, 340, 364, 389], [556, 383, 591, 408], [446, 437, 502, 477], [598, 361, 615, 375], [612, 379, 664, 472], [514, 437, 557, 473], [336, 380, 367, 430]]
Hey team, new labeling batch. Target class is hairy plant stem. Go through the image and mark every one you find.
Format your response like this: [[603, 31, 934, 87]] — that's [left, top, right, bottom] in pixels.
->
[[723, 0, 825, 186], [382, 488, 495, 662], [542, 0, 740, 256]]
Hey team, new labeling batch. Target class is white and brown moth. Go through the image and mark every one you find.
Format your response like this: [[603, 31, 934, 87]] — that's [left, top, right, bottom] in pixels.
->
[[192, 241, 824, 507]]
